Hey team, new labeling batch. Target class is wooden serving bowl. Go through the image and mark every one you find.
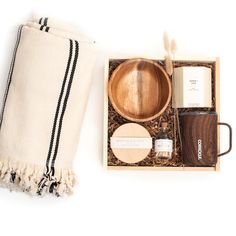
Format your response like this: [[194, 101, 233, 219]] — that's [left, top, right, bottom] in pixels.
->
[[108, 58, 171, 122]]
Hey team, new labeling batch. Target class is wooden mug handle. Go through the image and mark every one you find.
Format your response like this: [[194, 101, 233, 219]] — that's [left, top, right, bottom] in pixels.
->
[[218, 122, 232, 157]]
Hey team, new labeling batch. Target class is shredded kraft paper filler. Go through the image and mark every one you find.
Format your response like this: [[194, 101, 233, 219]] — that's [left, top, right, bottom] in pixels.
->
[[0, 17, 97, 196]]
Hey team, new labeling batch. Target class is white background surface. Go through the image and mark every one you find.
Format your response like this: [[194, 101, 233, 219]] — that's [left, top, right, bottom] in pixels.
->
[[0, 0, 235, 236]]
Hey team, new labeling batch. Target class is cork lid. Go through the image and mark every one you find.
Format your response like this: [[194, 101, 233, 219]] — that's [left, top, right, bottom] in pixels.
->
[[161, 122, 168, 128]]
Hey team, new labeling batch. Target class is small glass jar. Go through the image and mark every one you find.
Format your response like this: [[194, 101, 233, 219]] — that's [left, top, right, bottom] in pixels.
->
[[154, 122, 173, 160]]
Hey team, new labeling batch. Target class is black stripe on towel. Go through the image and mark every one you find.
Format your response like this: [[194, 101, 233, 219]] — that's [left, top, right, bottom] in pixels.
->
[[37, 39, 75, 195], [39, 17, 43, 24], [0, 25, 23, 129], [51, 40, 79, 169], [44, 17, 48, 26], [45, 39, 74, 170], [39, 17, 49, 32]]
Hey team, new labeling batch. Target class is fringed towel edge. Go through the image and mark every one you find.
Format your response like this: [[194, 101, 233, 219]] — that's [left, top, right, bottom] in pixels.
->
[[0, 158, 77, 197]]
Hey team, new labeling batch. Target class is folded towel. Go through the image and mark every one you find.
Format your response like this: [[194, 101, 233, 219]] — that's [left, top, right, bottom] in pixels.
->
[[0, 17, 97, 196]]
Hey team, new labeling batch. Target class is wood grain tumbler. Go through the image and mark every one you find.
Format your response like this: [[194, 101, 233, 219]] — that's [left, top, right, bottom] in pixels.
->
[[180, 112, 232, 167]]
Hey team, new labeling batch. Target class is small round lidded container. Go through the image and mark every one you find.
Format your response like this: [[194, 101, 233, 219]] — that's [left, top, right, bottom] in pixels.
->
[[154, 122, 173, 160]]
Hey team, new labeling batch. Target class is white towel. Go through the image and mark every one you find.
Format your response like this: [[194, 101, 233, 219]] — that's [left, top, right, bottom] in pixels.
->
[[0, 17, 97, 196]]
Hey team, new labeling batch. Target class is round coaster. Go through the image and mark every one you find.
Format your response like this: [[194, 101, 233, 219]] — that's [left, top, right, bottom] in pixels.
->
[[111, 123, 151, 164]]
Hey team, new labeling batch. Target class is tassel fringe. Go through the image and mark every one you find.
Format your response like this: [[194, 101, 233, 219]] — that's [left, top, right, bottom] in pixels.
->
[[0, 158, 77, 197]]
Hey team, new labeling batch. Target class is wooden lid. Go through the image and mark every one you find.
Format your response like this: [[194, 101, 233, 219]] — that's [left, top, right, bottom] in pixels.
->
[[111, 123, 151, 164]]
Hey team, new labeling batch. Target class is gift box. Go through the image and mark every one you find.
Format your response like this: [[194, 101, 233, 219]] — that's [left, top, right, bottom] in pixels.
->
[[103, 56, 226, 171]]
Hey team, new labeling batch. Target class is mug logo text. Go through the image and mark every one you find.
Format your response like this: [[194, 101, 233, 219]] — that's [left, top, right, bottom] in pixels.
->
[[198, 139, 202, 160]]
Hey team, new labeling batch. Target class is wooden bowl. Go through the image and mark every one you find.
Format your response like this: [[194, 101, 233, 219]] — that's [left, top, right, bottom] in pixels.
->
[[108, 58, 171, 122]]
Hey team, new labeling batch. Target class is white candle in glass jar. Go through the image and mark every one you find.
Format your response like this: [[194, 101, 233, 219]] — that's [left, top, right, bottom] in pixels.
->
[[172, 66, 212, 108]]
